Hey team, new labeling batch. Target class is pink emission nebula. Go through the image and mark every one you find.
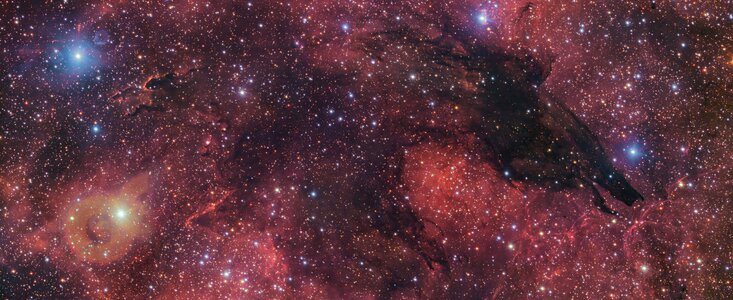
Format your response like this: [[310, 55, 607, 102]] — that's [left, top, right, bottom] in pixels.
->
[[1, 0, 733, 299]]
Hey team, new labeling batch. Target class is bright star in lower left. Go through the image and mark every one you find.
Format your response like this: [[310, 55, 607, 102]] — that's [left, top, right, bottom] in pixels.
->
[[115, 208, 127, 219]]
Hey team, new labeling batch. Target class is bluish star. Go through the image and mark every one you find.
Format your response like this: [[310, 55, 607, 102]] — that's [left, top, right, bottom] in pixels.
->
[[625, 145, 642, 160]]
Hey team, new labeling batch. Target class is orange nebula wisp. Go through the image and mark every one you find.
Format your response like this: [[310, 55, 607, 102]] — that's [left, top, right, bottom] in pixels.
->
[[62, 174, 151, 264]]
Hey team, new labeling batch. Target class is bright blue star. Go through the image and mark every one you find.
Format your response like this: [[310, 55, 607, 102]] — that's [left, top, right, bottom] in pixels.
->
[[53, 40, 99, 74], [68, 46, 91, 67], [476, 10, 492, 25], [626, 145, 642, 160]]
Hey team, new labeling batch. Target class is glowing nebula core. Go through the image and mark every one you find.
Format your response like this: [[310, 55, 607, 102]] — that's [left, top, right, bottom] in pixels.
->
[[63, 174, 149, 264]]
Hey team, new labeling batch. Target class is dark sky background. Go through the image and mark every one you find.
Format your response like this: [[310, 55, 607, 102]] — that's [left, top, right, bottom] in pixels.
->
[[1, 0, 733, 299]]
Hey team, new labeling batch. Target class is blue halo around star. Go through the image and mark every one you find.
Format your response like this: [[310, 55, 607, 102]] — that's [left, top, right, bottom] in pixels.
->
[[50, 39, 101, 74]]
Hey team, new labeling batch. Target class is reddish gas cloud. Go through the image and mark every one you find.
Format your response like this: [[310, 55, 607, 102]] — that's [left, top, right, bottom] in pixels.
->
[[2, 0, 733, 299]]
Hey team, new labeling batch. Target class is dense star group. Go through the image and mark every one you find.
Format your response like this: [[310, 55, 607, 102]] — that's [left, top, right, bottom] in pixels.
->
[[1, 1, 733, 299]]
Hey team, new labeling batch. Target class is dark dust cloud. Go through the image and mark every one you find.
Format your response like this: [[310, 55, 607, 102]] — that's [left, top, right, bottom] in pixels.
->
[[1, 1, 733, 299]]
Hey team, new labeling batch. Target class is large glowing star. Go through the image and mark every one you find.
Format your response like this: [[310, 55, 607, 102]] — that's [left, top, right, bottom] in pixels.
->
[[63, 174, 151, 264]]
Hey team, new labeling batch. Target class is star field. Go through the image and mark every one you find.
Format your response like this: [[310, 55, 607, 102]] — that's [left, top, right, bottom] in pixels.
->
[[1, 0, 733, 299]]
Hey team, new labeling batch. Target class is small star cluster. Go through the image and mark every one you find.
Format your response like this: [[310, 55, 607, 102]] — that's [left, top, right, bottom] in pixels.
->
[[1, 0, 733, 299]]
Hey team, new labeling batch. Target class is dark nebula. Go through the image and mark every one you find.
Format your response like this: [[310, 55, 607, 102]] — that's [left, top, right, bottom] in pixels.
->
[[1, 1, 733, 299]]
